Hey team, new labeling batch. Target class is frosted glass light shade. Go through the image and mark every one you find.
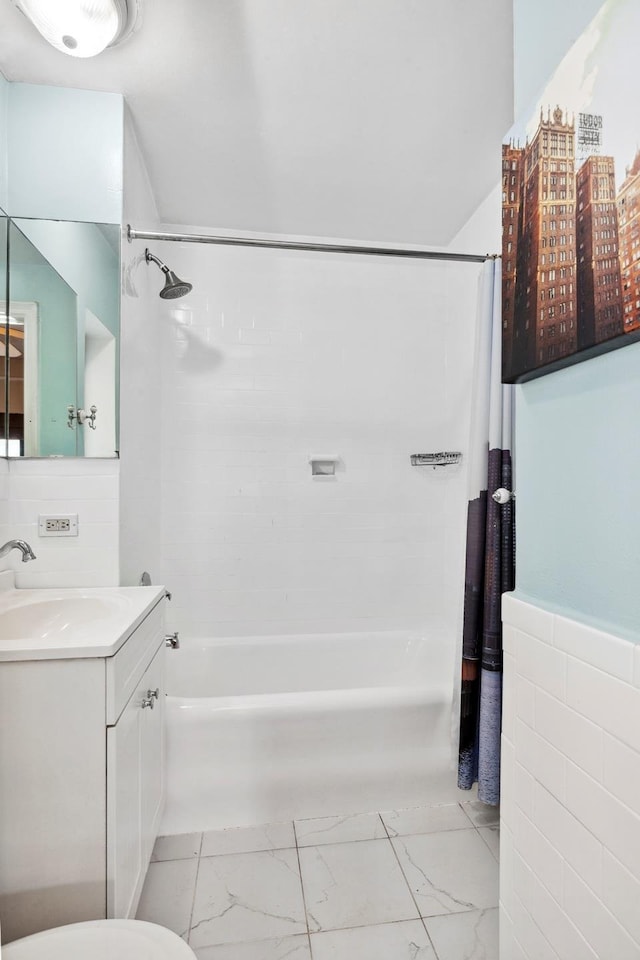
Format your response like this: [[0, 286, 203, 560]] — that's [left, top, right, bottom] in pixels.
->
[[14, 0, 132, 58]]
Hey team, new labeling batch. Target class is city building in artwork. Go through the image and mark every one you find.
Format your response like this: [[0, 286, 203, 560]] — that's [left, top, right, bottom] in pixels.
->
[[617, 150, 640, 333], [501, 144, 524, 377], [505, 107, 578, 380], [576, 155, 623, 349]]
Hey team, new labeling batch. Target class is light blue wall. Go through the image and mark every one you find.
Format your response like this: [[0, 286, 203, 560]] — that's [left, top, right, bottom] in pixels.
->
[[515, 344, 640, 641], [7, 84, 123, 224], [509, 0, 640, 641], [17, 220, 119, 337], [0, 74, 8, 213]]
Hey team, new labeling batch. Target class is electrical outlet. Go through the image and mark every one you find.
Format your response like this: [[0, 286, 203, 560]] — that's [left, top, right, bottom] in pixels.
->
[[38, 515, 79, 537]]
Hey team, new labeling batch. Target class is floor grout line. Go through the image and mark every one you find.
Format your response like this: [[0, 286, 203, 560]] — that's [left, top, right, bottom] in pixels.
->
[[381, 810, 443, 960], [293, 820, 314, 958], [185, 831, 205, 945]]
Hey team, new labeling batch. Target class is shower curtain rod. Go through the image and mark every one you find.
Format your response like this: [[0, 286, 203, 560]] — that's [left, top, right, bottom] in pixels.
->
[[127, 225, 496, 264]]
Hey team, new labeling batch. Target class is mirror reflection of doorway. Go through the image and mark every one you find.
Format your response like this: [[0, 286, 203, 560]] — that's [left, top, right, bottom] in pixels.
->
[[0, 301, 39, 457]]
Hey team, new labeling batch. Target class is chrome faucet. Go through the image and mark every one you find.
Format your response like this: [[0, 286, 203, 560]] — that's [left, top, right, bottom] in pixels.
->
[[0, 540, 37, 562]]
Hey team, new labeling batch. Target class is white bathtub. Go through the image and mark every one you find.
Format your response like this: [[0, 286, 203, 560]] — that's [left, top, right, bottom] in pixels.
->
[[161, 631, 456, 834]]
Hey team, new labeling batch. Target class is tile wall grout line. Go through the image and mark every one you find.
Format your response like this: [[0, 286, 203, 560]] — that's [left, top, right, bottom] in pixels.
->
[[378, 809, 442, 960]]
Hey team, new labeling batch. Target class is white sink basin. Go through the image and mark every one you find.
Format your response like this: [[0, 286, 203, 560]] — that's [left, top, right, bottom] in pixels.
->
[[0, 572, 166, 660], [0, 596, 128, 640]]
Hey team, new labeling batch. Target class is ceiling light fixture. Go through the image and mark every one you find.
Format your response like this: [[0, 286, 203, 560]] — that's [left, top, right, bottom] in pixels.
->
[[11, 0, 139, 58]]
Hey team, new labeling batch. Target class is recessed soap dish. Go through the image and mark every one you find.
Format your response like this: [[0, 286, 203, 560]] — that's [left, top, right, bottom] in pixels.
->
[[309, 455, 340, 478]]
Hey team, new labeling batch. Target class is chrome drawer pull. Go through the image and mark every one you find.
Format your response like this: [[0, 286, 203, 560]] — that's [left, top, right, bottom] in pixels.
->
[[141, 695, 154, 710], [165, 632, 180, 649], [148, 688, 160, 700]]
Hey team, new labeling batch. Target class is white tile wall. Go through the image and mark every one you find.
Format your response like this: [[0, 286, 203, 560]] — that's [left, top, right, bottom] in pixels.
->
[[501, 594, 640, 959], [157, 238, 480, 641], [118, 110, 162, 587], [0, 458, 119, 587]]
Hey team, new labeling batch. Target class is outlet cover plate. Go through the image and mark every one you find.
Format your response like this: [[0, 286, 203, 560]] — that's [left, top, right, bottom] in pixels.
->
[[38, 514, 79, 537]]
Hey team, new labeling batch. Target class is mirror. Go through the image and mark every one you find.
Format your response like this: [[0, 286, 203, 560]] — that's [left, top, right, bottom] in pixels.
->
[[0, 213, 7, 453], [4, 218, 119, 458]]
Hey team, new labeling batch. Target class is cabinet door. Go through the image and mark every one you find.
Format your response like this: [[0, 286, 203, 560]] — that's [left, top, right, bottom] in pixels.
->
[[141, 644, 165, 866], [106, 643, 165, 918], [106, 669, 144, 918]]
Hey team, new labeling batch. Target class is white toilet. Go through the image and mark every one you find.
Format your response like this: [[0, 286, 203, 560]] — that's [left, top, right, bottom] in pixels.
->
[[2, 919, 197, 960]]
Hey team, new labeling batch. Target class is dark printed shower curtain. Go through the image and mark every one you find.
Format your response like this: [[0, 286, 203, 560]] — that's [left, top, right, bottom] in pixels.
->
[[458, 258, 514, 805]]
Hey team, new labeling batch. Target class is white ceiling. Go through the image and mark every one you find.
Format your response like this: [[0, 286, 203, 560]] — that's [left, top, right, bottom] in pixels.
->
[[0, 0, 513, 245]]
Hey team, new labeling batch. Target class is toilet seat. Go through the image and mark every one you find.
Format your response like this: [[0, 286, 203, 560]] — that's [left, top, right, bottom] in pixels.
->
[[2, 919, 196, 960]]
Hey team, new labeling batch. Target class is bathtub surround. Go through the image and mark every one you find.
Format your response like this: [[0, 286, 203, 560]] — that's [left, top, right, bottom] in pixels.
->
[[138, 800, 499, 959], [458, 259, 514, 805], [500, 594, 640, 958], [157, 238, 479, 640]]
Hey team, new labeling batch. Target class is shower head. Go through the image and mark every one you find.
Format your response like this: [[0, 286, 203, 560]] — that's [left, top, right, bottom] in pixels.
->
[[145, 249, 193, 299]]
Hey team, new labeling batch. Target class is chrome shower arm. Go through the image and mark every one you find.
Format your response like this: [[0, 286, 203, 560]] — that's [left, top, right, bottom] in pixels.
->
[[145, 249, 167, 271]]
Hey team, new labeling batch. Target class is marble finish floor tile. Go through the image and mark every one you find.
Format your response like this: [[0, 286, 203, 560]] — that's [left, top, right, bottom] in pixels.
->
[[295, 812, 386, 846], [381, 803, 471, 838], [310, 920, 437, 960], [152, 832, 203, 862], [189, 848, 306, 948], [392, 829, 499, 918], [194, 934, 311, 959], [136, 857, 199, 940], [425, 907, 499, 960], [201, 822, 295, 857], [461, 800, 500, 828], [299, 838, 419, 932], [478, 825, 499, 861]]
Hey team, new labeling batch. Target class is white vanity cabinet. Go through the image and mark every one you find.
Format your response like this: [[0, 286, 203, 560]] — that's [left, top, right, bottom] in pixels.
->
[[0, 587, 167, 944]]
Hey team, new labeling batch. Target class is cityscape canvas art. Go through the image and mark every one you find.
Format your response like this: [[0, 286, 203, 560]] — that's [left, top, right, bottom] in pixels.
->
[[502, 0, 640, 382]]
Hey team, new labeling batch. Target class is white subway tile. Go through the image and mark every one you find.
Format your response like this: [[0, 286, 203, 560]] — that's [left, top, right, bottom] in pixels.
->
[[502, 595, 554, 645], [566, 659, 640, 754], [565, 762, 640, 879], [563, 863, 640, 960], [9, 459, 119, 477], [535, 688, 603, 782], [533, 783, 603, 899], [512, 628, 566, 701], [513, 807, 563, 904], [501, 737, 516, 831], [514, 720, 565, 803], [514, 762, 535, 821], [16, 568, 118, 588], [602, 851, 640, 947], [499, 823, 515, 918], [499, 908, 525, 960], [10, 475, 118, 502], [554, 616, 634, 682], [602, 733, 640, 813], [633, 646, 640, 689], [527, 870, 598, 960], [515, 675, 535, 729], [502, 651, 516, 741], [510, 892, 562, 960]]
